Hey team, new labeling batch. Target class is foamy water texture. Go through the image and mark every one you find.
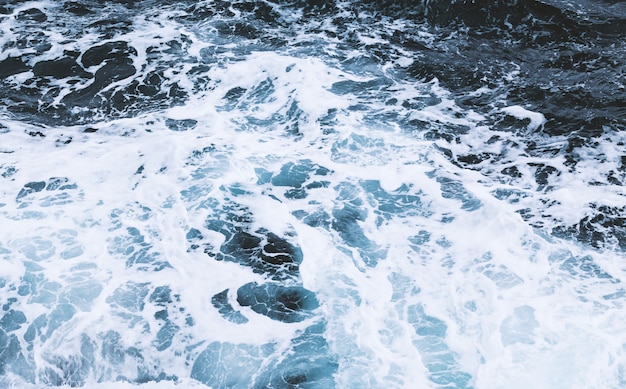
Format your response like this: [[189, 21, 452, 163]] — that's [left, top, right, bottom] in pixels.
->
[[1, 0, 626, 388]]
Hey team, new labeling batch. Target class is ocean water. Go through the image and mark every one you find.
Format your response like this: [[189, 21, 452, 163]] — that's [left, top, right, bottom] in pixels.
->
[[0, 0, 625, 387]]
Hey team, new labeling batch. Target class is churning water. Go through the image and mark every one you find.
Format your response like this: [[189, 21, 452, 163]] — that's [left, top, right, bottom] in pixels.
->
[[1, 0, 625, 387]]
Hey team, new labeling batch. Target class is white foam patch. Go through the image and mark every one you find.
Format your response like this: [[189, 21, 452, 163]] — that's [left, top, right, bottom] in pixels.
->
[[501, 105, 546, 130]]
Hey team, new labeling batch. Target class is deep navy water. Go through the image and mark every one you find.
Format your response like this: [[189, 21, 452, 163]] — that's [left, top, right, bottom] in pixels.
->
[[0, 1, 625, 388]]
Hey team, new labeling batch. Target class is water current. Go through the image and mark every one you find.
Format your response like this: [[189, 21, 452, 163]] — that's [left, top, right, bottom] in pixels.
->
[[0, 0, 625, 387]]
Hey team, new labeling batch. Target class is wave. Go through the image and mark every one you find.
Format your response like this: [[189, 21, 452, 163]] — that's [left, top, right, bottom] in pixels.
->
[[1, 0, 625, 387]]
